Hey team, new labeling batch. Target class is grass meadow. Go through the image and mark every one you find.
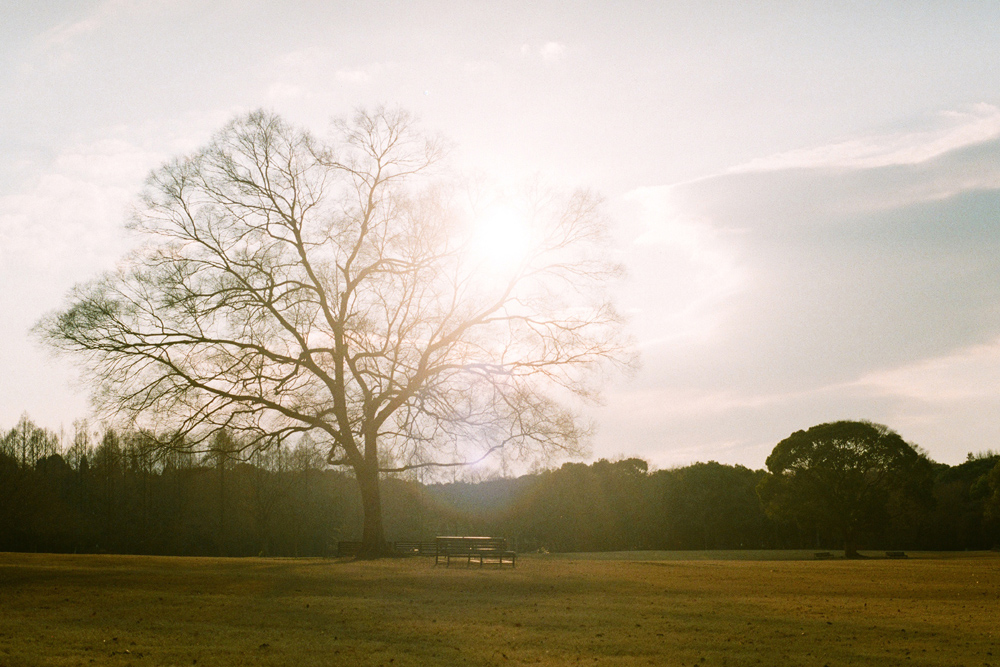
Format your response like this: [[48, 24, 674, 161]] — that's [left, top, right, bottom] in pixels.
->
[[1, 550, 998, 666]]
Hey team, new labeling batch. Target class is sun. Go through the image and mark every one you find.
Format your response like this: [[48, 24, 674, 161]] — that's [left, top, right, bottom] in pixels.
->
[[470, 204, 533, 273]]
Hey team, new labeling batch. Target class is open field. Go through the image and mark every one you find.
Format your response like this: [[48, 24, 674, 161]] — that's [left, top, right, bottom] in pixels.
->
[[1, 551, 998, 666]]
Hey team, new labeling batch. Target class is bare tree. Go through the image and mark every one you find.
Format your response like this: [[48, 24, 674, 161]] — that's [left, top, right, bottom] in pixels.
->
[[66, 419, 93, 471], [2, 414, 58, 469], [37, 108, 632, 556]]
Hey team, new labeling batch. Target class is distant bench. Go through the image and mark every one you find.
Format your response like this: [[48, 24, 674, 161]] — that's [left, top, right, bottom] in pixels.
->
[[336, 540, 436, 557], [434, 536, 516, 567], [337, 541, 361, 557], [814, 552, 834, 559], [392, 541, 436, 555], [885, 551, 908, 559]]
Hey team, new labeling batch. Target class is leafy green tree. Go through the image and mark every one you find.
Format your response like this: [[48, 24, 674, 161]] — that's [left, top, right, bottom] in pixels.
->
[[981, 458, 1000, 548], [591, 458, 651, 550], [655, 462, 769, 550], [515, 463, 615, 552], [758, 420, 933, 557], [919, 455, 996, 550]]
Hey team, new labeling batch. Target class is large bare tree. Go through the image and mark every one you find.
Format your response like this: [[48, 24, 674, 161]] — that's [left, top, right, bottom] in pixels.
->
[[38, 108, 631, 556]]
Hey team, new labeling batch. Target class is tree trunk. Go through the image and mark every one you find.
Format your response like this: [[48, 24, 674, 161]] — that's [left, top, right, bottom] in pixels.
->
[[843, 531, 860, 559], [217, 464, 227, 557], [356, 466, 390, 558]]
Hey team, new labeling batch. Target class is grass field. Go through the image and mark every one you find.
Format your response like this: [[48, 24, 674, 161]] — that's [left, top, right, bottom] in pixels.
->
[[1, 551, 998, 666]]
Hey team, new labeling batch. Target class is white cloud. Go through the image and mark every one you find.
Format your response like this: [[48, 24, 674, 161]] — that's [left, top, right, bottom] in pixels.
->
[[32, 0, 150, 68], [463, 60, 497, 74], [620, 185, 746, 345], [732, 103, 1000, 173], [274, 46, 334, 72], [267, 47, 335, 86], [821, 339, 1000, 460], [592, 383, 812, 468], [39, 15, 103, 49], [335, 68, 372, 83], [266, 82, 307, 102], [0, 110, 232, 430], [0, 136, 170, 280], [540, 41, 567, 61], [266, 48, 391, 101], [597, 107, 1000, 467], [517, 41, 568, 62], [852, 338, 1000, 404]]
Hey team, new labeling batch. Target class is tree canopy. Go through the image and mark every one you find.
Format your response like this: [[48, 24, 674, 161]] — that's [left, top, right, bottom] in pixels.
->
[[37, 107, 631, 556], [758, 420, 933, 557], [4, 413, 999, 555]]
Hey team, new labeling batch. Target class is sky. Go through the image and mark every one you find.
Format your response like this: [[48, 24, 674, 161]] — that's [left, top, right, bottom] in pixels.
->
[[2, 0, 999, 469]]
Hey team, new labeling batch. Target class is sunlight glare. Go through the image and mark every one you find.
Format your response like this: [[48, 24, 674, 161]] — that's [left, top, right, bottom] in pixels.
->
[[470, 204, 533, 273]]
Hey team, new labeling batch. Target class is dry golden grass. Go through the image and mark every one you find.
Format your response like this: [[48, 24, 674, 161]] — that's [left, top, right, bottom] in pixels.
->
[[1, 551, 998, 666]]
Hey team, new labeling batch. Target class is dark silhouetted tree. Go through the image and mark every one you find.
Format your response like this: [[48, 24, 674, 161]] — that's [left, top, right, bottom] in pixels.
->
[[653, 462, 769, 550], [2, 414, 58, 469], [926, 453, 1000, 550], [206, 429, 238, 555], [92, 428, 124, 551], [758, 420, 933, 557], [983, 459, 1000, 547]]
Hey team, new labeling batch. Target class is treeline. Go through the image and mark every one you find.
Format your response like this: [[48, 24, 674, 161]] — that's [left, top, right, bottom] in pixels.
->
[[2, 415, 999, 555]]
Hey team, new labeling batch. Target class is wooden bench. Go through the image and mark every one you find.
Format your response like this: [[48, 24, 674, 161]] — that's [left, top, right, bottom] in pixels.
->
[[337, 540, 361, 557], [814, 552, 834, 559], [885, 551, 908, 559], [435, 536, 516, 567], [393, 541, 436, 555], [338, 540, 435, 556]]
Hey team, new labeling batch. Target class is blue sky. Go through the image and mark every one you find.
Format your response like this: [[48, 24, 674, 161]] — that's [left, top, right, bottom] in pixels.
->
[[2, 1, 999, 467]]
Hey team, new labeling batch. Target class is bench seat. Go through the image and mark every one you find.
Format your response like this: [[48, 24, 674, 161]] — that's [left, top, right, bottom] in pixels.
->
[[435, 536, 516, 567]]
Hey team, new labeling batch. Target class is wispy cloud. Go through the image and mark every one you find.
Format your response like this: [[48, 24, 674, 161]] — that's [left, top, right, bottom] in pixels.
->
[[852, 337, 1000, 403], [605, 105, 1000, 466], [594, 383, 822, 468], [335, 68, 371, 83], [462, 60, 497, 74], [540, 41, 567, 61], [732, 103, 1000, 173], [0, 139, 154, 274], [273, 46, 333, 72], [266, 48, 389, 102], [0, 109, 226, 277], [620, 185, 746, 345], [39, 15, 103, 49], [656, 127, 1000, 389], [518, 41, 568, 63], [33, 0, 143, 67], [265, 82, 308, 102]]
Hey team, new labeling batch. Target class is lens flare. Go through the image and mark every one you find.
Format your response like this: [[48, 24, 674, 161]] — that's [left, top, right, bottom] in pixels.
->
[[471, 204, 532, 273]]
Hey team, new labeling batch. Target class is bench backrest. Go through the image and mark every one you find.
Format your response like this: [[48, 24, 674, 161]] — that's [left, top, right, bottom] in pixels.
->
[[436, 536, 508, 554]]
